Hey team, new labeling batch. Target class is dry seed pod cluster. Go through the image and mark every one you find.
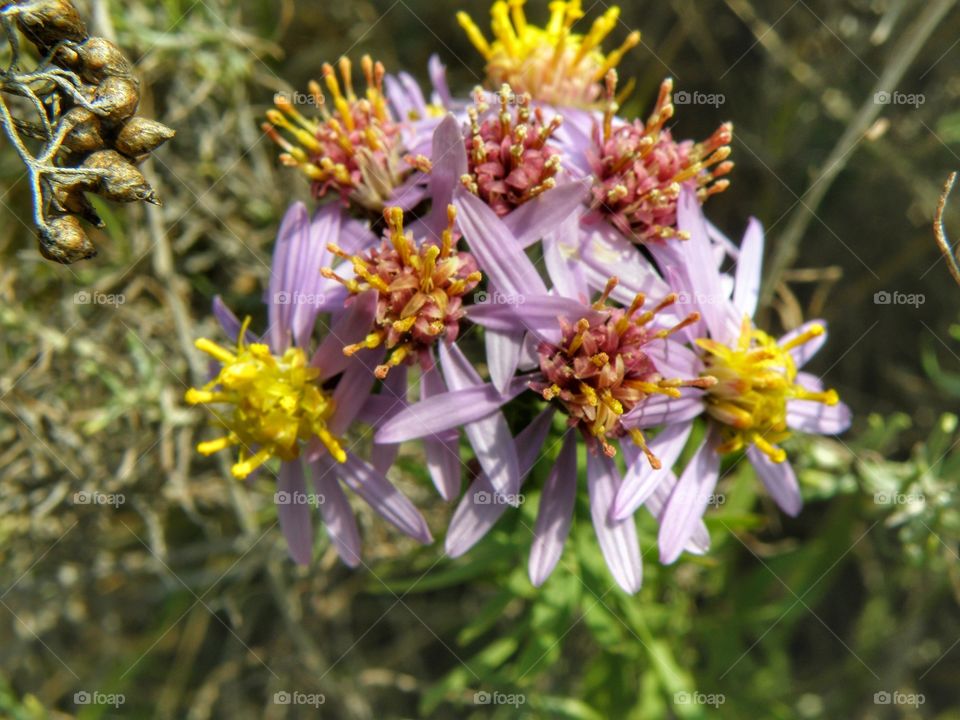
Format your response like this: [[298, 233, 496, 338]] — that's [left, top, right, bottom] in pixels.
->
[[0, 0, 175, 263]]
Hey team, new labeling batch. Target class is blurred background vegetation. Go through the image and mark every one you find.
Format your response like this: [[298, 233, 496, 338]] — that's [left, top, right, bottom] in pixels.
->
[[2, 0, 960, 717]]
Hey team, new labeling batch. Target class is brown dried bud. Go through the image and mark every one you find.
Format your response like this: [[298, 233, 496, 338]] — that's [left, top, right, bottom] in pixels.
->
[[53, 44, 80, 67], [72, 37, 133, 83], [92, 75, 140, 123], [37, 214, 96, 264], [14, 0, 88, 50], [114, 117, 176, 157], [52, 184, 105, 227], [81, 149, 160, 204], [60, 106, 104, 154]]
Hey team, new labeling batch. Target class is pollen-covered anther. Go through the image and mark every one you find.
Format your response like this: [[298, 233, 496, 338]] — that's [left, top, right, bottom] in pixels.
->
[[698, 318, 840, 463], [588, 76, 734, 244], [262, 55, 409, 211], [184, 319, 346, 479], [456, 84, 564, 217], [322, 206, 482, 377], [534, 277, 713, 462], [457, 0, 641, 108]]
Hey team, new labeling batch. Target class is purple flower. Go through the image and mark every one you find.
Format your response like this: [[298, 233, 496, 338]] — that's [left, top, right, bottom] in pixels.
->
[[318, 177, 525, 506], [375, 191, 711, 593], [611, 188, 852, 564], [186, 202, 432, 566]]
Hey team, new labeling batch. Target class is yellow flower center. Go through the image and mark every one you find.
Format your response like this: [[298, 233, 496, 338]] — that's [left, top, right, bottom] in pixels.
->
[[185, 320, 346, 479], [457, 0, 641, 108], [697, 318, 839, 463]]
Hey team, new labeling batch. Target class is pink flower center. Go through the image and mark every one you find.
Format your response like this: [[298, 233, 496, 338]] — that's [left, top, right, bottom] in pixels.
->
[[533, 278, 714, 462], [323, 206, 482, 378], [460, 85, 563, 217], [588, 77, 733, 243], [264, 55, 409, 212]]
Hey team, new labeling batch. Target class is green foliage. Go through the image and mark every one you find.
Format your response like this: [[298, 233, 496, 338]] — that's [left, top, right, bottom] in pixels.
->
[[365, 413, 960, 718]]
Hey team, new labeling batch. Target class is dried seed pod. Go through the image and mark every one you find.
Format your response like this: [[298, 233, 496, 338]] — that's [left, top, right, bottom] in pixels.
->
[[72, 37, 133, 83], [52, 184, 105, 227], [60, 106, 104, 154], [37, 214, 96, 264], [92, 75, 140, 123], [52, 43, 80, 68], [114, 117, 176, 157], [13, 0, 88, 49], [81, 149, 160, 204]]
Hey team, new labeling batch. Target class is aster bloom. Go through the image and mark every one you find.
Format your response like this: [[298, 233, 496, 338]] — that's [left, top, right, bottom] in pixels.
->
[[610, 188, 852, 564], [585, 76, 733, 244], [263, 55, 420, 212], [186, 203, 432, 565], [319, 188, 524, 505], [457, 0, 640, 109], [376, 191, 713, 592]]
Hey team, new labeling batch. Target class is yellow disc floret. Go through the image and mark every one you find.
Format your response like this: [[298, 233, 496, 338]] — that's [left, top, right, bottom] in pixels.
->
[[185, 319, 347, 479], [457, 0, 641, 108], [697, 318, 839, 463]]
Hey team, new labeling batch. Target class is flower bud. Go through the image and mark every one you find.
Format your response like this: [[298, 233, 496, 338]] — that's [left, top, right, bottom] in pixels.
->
[[52, 184, 105, 227], [114, 117, 176, 157], [72, 37, 133, 83], [14, 0, 88, 49], [37, 214, 96, 264], [81, 149, 160, 204], [60, 107, 104, 154], [92, 75, 140, 123]]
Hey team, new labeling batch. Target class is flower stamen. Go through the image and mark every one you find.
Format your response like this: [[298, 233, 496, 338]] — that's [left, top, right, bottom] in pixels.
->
[[589, 76, 734, 243], [322, 206, 482, 378], [457, 0, 640, 108], [534, 277, 711, 463], [698, 318, 840, 463], [185, 319, 346, 479], [263, 55, 409, 211]]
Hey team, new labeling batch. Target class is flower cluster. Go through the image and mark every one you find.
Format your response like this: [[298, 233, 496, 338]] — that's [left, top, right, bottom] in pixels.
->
[[188, 1, 851, 590]]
